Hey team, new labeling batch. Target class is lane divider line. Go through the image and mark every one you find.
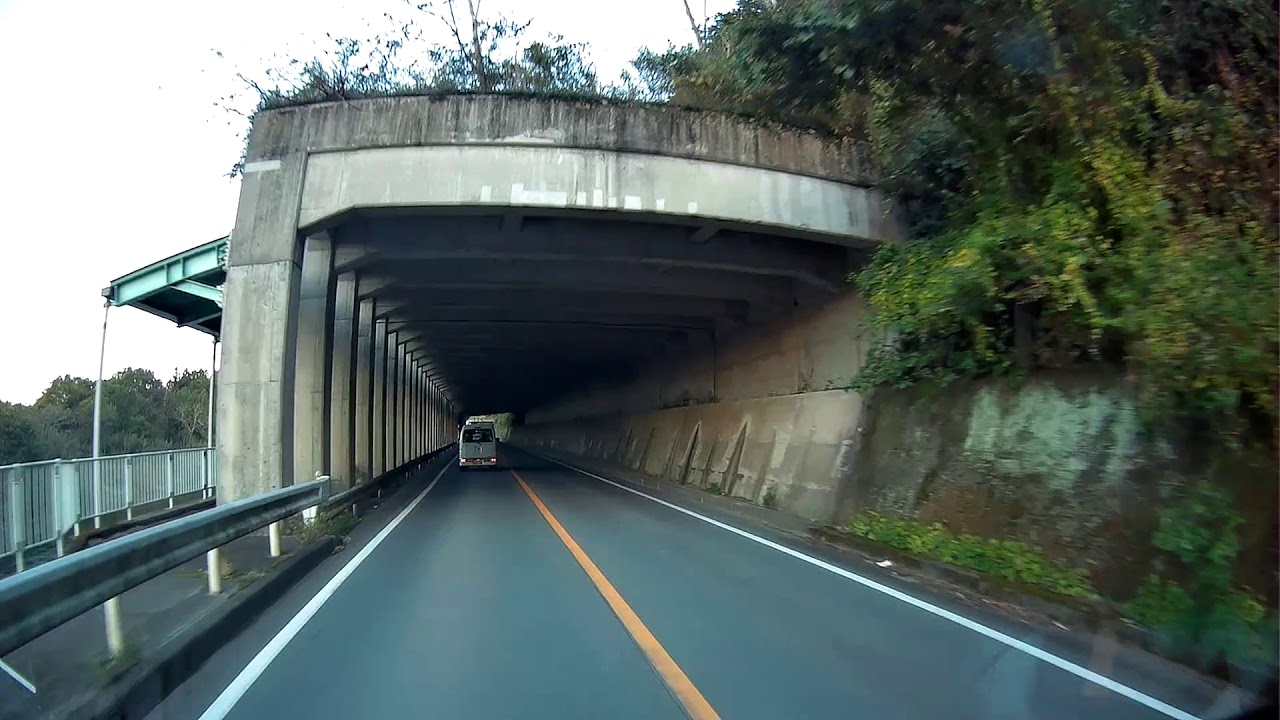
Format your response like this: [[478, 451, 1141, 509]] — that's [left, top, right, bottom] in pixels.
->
[[0, 658, 35, 694], [198, 459, 454, 720], [523, 449, 1200, 720], [512, 470, 720, 720]]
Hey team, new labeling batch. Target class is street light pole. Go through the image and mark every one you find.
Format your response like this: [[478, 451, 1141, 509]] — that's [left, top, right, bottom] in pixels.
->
[[93, 288, 124, 657], [92, 292, 112, 530], [207, 339, 217, 448]]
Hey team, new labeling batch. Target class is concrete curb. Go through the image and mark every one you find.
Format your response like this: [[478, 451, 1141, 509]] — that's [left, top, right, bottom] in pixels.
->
[[62, 536, 339, 720]]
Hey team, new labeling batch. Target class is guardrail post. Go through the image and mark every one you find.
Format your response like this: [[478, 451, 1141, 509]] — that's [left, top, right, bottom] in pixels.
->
[[52, 460, 76, 558], [124, 457, 133, 521], [92, 458, 102, 530], [165, 452, 175, 509], [104, 596, 125, 656], [9, 478, 26, 573], [268, 522, 282, 558], [202, 448, 213, 500], [206, 547, 222, 594]]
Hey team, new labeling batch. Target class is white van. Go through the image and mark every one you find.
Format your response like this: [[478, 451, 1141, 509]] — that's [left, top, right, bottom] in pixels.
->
[[458, 421, 498, 470]]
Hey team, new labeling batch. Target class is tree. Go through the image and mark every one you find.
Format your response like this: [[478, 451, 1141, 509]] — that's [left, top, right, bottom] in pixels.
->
[[102, 368, 171, 454], [166, 369, 211, 448], [34, 375, 95, 458], [0, 402, 47, 465], [658, 0, 1278, 438]]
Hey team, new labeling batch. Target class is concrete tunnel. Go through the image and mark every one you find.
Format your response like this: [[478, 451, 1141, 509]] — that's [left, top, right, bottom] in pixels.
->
[[217, 95, 896, 522]]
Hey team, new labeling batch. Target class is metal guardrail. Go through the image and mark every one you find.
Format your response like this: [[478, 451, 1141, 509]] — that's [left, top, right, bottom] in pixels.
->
[[0, 445, 454, 658], [0, 478, 326, 657], [0, 447, 216, 571]]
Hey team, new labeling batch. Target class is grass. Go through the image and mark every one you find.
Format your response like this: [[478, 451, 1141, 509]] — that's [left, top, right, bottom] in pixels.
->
[[845, 512, 1096, 599], [96, 643, 140, 683], [285, 509, 362, 545]]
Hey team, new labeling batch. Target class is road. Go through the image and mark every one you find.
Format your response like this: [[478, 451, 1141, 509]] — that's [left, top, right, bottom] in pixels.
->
[[144, 445, 1224, 720]]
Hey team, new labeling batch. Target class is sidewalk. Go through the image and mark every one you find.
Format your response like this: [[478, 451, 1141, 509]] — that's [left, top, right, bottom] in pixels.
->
[[0, 532, 302, 720]]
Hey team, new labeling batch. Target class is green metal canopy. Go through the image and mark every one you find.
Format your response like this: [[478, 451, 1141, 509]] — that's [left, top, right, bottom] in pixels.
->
[[105, 237, 227, 337]]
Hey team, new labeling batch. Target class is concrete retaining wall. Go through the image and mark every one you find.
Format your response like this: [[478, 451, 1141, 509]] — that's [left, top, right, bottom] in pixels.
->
[[519, 338, 1277, 598], [845, 372, 1279, 599], [528, 289, 873, 422], [516, 288, 874, 521], [517, 389, 866, 522]]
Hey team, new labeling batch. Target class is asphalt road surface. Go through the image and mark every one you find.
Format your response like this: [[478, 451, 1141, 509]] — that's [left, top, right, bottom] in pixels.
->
[[141, 445, 1226, 720]]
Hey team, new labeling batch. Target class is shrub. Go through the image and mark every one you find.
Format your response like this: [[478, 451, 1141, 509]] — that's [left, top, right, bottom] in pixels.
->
[[847, 512, 1095, 598]]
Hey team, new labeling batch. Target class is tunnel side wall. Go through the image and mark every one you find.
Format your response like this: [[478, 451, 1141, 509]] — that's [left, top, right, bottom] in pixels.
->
[[513, 290, 872, 522]]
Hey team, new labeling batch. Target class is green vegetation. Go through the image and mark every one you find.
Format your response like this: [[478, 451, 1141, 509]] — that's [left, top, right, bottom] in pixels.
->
[[643, 0, 1278, 440], [705, 481, 722, 495], [0, 369, 211, 465], [762, 488, 778, 510], [96, 642, 139, 681], [1124, 482, 1277, 666], [849, 485, 1277, 668], [226, 0, 1278, 439], [847, 512, 1095, 598]]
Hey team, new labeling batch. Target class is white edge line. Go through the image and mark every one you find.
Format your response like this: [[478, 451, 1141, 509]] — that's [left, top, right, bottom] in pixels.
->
[[528, 448, 1201, 720], [0, 658, 36, 694], [198, 459, 453, 720]]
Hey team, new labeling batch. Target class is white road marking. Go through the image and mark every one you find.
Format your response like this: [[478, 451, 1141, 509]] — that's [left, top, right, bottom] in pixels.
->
[[0, 659, 35, 694], [197, 460, 453, 720], [527, 448, 1201, 720]]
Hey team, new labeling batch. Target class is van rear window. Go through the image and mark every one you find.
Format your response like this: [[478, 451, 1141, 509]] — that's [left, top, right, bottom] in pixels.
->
[[462, 428, 494, 443]]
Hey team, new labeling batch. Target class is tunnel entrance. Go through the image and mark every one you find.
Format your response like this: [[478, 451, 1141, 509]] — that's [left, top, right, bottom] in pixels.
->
[[321, 212, 859, 418]]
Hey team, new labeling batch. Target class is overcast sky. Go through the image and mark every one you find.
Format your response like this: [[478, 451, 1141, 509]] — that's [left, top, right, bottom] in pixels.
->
[[0, 0, 734, 405]]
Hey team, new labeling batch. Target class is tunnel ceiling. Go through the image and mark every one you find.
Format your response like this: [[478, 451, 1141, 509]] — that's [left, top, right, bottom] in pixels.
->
[[328, 211, 864, 415]]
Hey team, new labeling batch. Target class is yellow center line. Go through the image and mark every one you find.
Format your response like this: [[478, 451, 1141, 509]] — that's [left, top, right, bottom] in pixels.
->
[[512, 470, 721, 720]]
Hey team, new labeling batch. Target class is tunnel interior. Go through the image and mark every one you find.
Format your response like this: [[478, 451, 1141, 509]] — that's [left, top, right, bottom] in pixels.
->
[[321, 209, 868, 417]]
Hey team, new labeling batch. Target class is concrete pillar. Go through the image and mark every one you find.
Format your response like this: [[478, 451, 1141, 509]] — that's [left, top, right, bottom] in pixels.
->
[[216, 154, 306, 502], [406, 356, 414, 461], [328, 273, 357, 490], [372, 320, 388, 478], [293, 234, 335, 484], [354, 299, 374, 483], [410, 361, 419, 458], [396, 346, 406, 466], [385, 332, 400, 473]]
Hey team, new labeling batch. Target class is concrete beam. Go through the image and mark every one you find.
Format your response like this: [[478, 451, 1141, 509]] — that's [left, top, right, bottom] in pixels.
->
[[299, 143, 892, 245], [373, 290, 749, 322], [362, 263, 795, 303], [342, 217, 844, 290], [384, 313, 717, 332]]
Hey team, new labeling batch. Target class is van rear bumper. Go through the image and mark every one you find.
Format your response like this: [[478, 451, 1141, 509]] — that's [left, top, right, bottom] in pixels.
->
[[459, 457, 497, 466]]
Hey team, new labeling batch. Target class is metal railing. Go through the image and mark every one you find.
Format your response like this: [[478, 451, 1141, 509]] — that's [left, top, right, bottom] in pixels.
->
[[0, 477, 326, 656], [0, 447, 450, 658], [0, 447, 216, 571]]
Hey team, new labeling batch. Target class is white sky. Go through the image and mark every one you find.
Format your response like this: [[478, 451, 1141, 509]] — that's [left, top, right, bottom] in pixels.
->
[[0, 0, 733, 405]]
